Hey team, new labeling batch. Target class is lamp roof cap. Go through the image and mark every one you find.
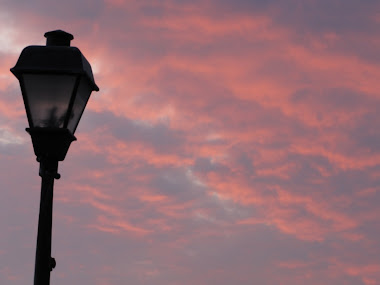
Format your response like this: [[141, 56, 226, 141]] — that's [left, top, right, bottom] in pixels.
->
[[44, 30, 74, 46]]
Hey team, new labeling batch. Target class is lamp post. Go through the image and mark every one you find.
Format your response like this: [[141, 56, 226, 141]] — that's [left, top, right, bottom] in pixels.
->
[[10, 30, 99, 285]]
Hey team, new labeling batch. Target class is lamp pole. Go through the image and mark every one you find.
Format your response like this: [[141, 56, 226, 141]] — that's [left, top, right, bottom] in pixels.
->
[[34, 157, 59, 285], [11, 30, 99, 285]]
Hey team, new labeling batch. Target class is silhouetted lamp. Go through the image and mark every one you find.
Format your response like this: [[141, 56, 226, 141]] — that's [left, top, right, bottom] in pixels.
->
[[10, 30, 99, 285], [11, 29, 99, 161]]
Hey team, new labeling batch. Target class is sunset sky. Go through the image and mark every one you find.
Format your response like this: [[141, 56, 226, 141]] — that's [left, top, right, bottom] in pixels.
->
[[1, 1, 380, 284]]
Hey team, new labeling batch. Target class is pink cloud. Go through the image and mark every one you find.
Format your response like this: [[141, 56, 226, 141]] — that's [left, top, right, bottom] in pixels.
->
[[1, 1, 380, 284]]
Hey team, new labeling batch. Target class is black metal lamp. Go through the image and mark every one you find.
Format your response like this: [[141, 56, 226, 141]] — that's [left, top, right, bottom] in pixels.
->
[[11, 29, 99, 161], [10, 30, 99, 285]]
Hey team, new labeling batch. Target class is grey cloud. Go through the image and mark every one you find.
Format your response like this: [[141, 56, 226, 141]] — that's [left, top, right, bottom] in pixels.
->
[[80, 110, 185, 154]]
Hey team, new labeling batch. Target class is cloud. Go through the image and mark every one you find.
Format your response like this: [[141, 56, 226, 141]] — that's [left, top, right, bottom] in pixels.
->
[[1, 1, 380, 284]]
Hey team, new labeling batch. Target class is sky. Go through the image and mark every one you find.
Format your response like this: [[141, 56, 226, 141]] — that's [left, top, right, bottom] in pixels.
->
[[0, 0, 380, 284]]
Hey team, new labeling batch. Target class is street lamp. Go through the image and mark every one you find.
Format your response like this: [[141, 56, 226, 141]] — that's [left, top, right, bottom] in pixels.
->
[[10, 30, 99, 285]]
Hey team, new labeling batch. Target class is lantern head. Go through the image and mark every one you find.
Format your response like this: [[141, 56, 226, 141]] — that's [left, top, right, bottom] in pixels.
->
[[11, 30, 99, 161]]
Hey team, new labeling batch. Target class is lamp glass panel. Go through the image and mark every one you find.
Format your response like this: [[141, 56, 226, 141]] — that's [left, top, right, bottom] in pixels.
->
[[67, 77, 93, 133], [22, 74, 76, 128]]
